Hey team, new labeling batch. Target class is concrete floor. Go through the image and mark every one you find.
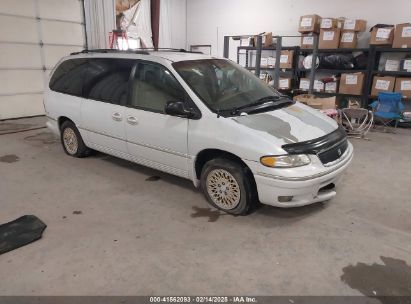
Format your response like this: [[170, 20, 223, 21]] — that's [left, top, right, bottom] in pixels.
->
[[0, 116, 411, 296]]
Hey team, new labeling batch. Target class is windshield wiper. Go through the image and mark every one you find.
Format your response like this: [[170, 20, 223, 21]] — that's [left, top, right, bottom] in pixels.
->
[[230, 95, 284, 115]]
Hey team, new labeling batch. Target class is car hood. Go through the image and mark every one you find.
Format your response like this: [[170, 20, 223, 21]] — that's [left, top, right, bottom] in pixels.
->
[[232, 102, 338, 145]]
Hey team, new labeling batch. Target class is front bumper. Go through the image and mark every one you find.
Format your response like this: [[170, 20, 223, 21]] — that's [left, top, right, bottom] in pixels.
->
[[249, 142, 353, 207]]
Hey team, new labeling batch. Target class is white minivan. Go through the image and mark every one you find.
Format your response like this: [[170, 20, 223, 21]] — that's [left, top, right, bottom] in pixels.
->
[[44, 49, 353, 215]]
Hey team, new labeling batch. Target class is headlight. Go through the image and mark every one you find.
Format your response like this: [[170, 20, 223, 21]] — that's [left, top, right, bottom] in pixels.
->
[[260, 154, 311, 168]]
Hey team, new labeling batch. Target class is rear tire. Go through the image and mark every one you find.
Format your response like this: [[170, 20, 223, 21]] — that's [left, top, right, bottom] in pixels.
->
[[200, 158, 256, 215], [60, 121, 92, 158]]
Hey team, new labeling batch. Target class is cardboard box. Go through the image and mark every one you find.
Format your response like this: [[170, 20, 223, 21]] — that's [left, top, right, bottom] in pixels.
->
[[343, 19, 367, 32], [370, 26, 395, 45], [299, 78, 310, 91], [300, 35, 314, 49], [371, 76, 395, 96], [319, 28, 341, 49], [393, 23, 411, 48], [395, 77, 411, 98], [339, 31, 357, 48], [320, 96, 337, 109], [293, 94, 336, 110], [254, 32, 273, 47], [298, 15, 321, 33], [293, 94, 322, 109], [314, 80, 324, 92], [267, 50, 294, 69], [325, 81, 338, 93], [267, 56, 276, 67], [400, 58, 411, 71], [279, 78, 292, 90], [280, 50, 294, 69], [320, 18, 339, 29], [339, 73, 364, 95], [384, 59, 400, 72]]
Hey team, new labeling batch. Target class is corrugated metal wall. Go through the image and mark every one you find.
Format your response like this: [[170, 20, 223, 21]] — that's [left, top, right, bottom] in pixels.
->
[[0, 0, 86, 119]]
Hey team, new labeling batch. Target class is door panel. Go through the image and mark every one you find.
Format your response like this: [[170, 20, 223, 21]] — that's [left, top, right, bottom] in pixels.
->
[[80, 58, 135, 155], [125, 61, 190, 177], [81, 100, 127, 155], [125, 108, 189, 177]]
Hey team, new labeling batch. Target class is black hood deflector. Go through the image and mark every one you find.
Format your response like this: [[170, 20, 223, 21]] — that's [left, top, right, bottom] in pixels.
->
[[282, 125, 347, 155]]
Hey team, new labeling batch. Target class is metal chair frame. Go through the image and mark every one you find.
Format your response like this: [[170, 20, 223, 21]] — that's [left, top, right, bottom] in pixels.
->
[[340, 108, 374, 139]]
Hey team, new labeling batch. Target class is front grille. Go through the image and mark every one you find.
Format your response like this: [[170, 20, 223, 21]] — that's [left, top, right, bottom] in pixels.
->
[[318, 139, 348, 165]]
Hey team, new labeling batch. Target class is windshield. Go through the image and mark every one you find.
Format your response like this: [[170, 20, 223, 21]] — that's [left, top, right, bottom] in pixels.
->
[[172, 59, 281, 112]]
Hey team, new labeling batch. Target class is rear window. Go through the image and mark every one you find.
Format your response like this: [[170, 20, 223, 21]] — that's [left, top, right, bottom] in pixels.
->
[[49, 58, 135, 105], [49, 58, 88, 96]]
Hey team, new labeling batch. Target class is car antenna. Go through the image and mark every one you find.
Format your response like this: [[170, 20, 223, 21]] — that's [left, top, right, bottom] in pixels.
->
[[216, 108, 221, 118]]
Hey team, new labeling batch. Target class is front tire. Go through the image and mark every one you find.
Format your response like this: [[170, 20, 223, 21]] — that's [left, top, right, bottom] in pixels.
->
[[200, 158, 256, 215], [60, 121, 92, 158]]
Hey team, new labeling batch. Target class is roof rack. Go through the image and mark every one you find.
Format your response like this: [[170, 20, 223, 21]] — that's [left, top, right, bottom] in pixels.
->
[[135, 47, 203, 54], [70, 49, 150, 55], [70, 48, 203, 56]]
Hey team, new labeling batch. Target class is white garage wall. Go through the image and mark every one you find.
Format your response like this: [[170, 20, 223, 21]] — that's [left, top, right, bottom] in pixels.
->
[[159, 0, 187, 49], [168, 0, 187, 49], [0, 0, 85, 120], [186, 0, 411, 57]]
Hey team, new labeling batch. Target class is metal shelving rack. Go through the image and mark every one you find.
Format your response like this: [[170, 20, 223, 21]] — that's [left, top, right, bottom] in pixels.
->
[[223, 35, 384, 108], [238, 45, 300, 92], [369, 46, 411, 103], [298, 47, 373, 108], [224, 34, 316, 94]]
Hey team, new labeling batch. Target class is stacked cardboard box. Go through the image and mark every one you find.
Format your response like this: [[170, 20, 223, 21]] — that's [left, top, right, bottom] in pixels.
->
[[299, 78, 310, 91], [293, 94, 336, 110], [314, 80, 325, 92], [393, 23, 411, 48], [279, 78, 292, 90], [339, 73, 364, 95], [318, 18, 340, 49], [370, 76, 411, 98], [370, 25, 395, 46], [253, 32, 274, 47], [268, 50, 294, 69], [298, 15, 321, 33], [395, 78, 411, 98], [319, 28, 341, 49], [299, 15, 321, 49], [340, 19, 367, 48], [299, 17, 367, 49], [262, 50, 294, 69], [370, 76, 395, 96], [324, 80, 339, 93]]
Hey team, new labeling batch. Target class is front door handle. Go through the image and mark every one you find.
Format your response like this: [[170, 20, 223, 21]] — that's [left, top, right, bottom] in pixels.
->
[[127, 116, 138, 125], [112, 112, 122, 121]]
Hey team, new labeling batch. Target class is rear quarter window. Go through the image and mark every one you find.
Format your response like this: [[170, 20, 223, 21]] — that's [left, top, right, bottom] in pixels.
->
[[83, 58, 135, 105], [49, 59, 88, 96]]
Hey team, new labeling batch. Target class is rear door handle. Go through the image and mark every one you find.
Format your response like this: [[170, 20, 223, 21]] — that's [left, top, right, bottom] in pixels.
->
[[127, 116, 138, 125], [112, 112, 122, 121]]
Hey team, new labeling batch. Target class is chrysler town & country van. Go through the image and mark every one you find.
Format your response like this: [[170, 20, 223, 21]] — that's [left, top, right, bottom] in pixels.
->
[[44, 49, 353, 215]]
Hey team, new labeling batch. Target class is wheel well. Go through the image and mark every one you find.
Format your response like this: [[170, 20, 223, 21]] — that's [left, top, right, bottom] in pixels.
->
[[194, 149, 253, 179], [194, 149, 258, 200], [58, 116, 73, 130]]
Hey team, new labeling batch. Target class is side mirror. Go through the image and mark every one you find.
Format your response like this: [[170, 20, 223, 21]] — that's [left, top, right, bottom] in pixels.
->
[[164, 101, 194, 118]]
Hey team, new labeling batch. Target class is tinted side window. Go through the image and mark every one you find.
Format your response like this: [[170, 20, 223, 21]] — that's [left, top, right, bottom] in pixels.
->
[[129, 62, 189, 112], [49, 59, 88, 96], [83, 59, 135, 105]]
